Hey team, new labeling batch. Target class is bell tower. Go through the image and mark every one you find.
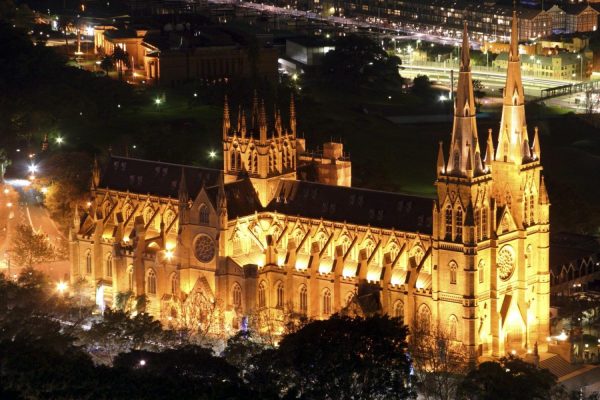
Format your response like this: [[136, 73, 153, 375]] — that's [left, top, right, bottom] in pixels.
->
[[222, 93, 299, 206], [487, 10, 550, 356], [434, 23, 493, 362]]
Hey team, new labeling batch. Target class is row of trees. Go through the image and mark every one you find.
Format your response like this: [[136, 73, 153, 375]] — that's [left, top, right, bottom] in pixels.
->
[[1, 269, 592, 399]]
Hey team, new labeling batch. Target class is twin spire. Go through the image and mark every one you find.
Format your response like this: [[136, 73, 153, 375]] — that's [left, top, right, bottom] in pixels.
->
[[441, 16, 541, 179], [222, 93, 297, 143], [443, 22, 484, 178]]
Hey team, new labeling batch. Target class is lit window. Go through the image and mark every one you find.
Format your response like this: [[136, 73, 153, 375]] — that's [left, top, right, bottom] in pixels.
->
[[276, 282, 284, 308], [147, 269, 157, 294], [258, 281, 266, 308], [232, 283, 242, 308], [322, 289, 332, 315], [299, 285, 308, 313]]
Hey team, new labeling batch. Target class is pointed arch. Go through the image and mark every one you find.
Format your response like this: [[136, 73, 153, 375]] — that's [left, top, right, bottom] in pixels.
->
[[258, 280, 267, 308], [448, 314, 459, 340], [127, 264, 134, 291], [199, 203, 209, 225], [417, 303, 432, 333], [449, 260, 458, 284], [105, 252, 113, 278], [322, 288, 332, 316], [147, 268, 157, 294], [85, 249, 92, 274], [299, 284, 308, 314], [232, 283, 242, 309], [393, 300, 404, 320], [275, 281, 284, 308]]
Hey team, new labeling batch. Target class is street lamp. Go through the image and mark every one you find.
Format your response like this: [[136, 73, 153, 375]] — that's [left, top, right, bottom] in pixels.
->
[[28, 164, 37, 174], [577, 54, 583, 80], [56, 281, 68, 294], [56, 136, 64, 145]]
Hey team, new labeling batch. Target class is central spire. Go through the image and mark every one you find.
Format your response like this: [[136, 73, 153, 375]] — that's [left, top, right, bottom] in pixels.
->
[[496, 9, 529, 164], [445, 22, 482, 177]]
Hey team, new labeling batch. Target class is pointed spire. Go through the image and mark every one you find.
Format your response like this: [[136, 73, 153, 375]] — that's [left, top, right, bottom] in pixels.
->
[[223, 95, 230, 141], [259, 99, 267, 142], [251, 90, 259, 130], [236, 105, 242, 134], [92, 155, 101, 189], [474, 138, 484, 174], [460, 22, 470, 72], [510, 8, 520, 63], [437, 141, 445, 176], [240, 109, 247, 139], [522, 131, 531, 161], [532, 126, 541, 160], [539, 175, 549, 205], [275, 108, 283, 137], [178, 167, 189, 204], [485, 128, 495, 164], [217, 173, 227, 210], [496, 6, 527, 165], [466, 144, 474, 178], [445, 23, 478, 177], [290, 93, 297, 137]]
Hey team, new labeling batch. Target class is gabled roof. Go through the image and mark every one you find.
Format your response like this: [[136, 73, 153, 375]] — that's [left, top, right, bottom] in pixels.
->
[[99, 156, 221, 199], [205, 179, 261, 219], [266, 180, 433, 233]]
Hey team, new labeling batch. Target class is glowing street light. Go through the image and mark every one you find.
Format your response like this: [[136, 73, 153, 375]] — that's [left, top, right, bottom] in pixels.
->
[[41, 187, 48, 194], [28, 164, 37, 174], [56, 281, 68, 294], [208, 150, 217, 159], [56, 136, 64, 145], [164, 249, 174, 261]]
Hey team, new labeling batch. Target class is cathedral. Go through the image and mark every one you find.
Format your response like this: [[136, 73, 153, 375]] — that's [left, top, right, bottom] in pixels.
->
[[70, 14, 550, 362]]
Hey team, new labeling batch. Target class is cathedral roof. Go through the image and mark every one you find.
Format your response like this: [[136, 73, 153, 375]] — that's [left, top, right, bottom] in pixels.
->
[[205, 178, 262, 219], [99, 156, 221, 199], [266, 180, 434, 233]]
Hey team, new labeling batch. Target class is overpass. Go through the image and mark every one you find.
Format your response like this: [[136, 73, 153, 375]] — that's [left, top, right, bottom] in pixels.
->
[[540, 80, 600, 100]]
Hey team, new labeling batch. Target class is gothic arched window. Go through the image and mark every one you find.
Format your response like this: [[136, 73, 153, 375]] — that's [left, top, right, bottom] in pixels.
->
[[106, 253, 113, 278], [322, 289, 332, 316], [143, 206, 154, 225], [455, 207, 463, 241], [170, 273, 178, 295], [449, 261, 458, 285], [448, 315, 458, 340], [86, 250, 92, 274], [147, 269, 157, 294], [299, 285, 308, 313], [128, 265, 134, 291], [199, 204, 209, 225], [393, 300, 404, 320], [445, 205, 453, 239], [481, 207, 488, 239], [258, 281, 266, 308], [276, 281, 284, 309], [418, 304, 432, 333], [232, 283, 242, 308], [251, 151, 258, 173]]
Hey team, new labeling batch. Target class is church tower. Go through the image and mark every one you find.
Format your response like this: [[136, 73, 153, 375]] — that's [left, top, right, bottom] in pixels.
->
[[434, 23, 493, 362], [222, 93, 299, 206], [486, 10, 550, 356]]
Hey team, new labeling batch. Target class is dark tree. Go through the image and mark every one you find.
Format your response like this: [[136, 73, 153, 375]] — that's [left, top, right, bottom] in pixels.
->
[[249, 315, 416, 399], [321, 35, 402, 88], [457, 356, 563, 400], [411, 75, 434, 98]]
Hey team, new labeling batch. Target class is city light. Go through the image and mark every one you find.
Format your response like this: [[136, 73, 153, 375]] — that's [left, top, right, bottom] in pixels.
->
[[41, 187, 48, 194], [155, 98, 162, 106], [165, 249, 174, 261], [56, 136, 64, 145], [28, 164, 37, 173], [56, 281, 68, 294], [209, 150, 217, 159], [139, 359, 146, 366]]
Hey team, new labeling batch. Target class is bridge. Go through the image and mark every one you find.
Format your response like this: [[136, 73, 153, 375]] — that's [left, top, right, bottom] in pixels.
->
[[540, 80, 600, 100]]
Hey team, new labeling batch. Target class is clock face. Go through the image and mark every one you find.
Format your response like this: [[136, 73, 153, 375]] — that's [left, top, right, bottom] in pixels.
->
[[194, 234, 215, 263], [497, 245, 515, 281]]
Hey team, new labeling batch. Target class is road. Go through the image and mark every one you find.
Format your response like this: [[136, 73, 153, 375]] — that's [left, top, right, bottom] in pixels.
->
[[1, 184, 70, 282], [209, 0, 477, 48]]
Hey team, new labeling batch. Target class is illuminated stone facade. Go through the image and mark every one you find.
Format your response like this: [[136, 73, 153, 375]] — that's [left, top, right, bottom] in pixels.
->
[[70, 16, 549, 362]]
